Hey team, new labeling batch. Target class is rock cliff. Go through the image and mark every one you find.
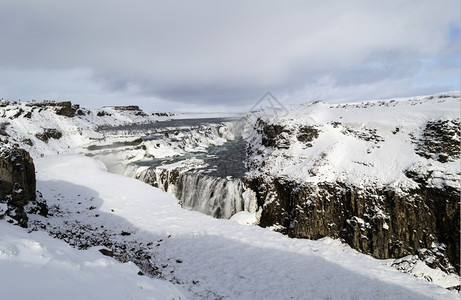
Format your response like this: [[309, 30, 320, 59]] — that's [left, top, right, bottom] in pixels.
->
[[245, 94, 460, 273], [0, 141, 36, 227]]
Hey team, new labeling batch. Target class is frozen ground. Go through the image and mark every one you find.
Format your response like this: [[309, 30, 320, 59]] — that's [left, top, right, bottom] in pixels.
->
[[0, 221, 185, 300], [22, 154, 458, 299]]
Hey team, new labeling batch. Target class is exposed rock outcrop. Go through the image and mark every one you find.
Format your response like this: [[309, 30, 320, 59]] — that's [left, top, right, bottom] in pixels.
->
[[112, 105, 147, 116], [97, 111, 111, 117], [113, 105, 141, 111], [152, 112, 175, 117], [54, 101, 77, 117], [0, 141, 36, 227], [414, 119, 460, 163], [35, 128, 63, 143], [247, 176, 459, 273], [25, 100, 77, 117]]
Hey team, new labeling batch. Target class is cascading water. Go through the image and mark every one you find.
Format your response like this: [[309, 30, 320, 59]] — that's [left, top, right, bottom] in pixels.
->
[[94, 117, 258, 220], [176, 173, 257, 219]]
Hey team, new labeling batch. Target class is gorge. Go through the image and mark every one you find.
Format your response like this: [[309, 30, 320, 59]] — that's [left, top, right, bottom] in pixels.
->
[[87, 94, 460, 275], [0, 94, 459, 296]]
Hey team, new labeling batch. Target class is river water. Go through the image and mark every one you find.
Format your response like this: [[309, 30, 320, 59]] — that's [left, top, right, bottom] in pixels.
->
[[131, 136, 246, 178], [104, 117, 247, 178], [98, 117, 256, 219]]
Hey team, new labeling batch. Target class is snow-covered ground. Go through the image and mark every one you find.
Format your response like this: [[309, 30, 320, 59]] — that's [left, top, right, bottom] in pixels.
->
[[0, 221, 185, 300], [0, 94, 459, 299], [23, 154, 458, 299]]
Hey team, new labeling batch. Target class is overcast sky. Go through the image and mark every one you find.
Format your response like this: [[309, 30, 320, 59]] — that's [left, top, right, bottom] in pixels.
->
[[0, 0, 459, 112]]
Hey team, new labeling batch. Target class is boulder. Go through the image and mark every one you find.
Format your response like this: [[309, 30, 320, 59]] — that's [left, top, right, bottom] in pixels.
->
[[54, 101, 75, 117], [35, 128, 63, 143], [0, 142, 36, 227]]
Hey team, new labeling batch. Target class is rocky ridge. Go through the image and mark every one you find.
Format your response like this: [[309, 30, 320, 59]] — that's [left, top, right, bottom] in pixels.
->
[[0, 99, 176, 158]]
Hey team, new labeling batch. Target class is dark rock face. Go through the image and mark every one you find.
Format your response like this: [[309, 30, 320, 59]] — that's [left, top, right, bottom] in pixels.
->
[[152, 112, 175, 117], [21, 138, 33, 146], [35, 128, 63, 143], [415, 119, 460, 163], [134, 166, 181, 193], [256, 118, 320, 150], [110, 106, 147, 116], [10, 108, 24, 119], [296, 126, 319, 145], [54, 101, 76, 117], [261, 123, 286, 147], [0, 143, 36, 227], [26, 101, 77, 117], [113, 105, 140, 111], [97, 111, 111, 117], [0, 122, 9, 136], [248, 178, 459, 273]]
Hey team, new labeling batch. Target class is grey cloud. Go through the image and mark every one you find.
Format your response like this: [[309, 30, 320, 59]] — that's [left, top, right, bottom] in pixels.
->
[[0, 0, 459, 109], [334, 61, 423, 87]]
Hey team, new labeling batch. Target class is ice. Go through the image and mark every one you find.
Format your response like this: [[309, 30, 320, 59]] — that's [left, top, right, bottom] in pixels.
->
[[230, 211, 260, 225]]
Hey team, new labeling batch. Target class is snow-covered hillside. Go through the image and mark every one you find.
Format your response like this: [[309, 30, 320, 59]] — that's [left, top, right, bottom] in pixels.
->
[[245, 92, 460, 189], [244, 92, 460, 277], [1, 100, 237, 159], [1, 101, 167, 157], [0, 94, 459, 299]]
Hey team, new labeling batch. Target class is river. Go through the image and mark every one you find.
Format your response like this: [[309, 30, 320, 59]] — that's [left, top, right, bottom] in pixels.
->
[[94, 117, 257, 220]]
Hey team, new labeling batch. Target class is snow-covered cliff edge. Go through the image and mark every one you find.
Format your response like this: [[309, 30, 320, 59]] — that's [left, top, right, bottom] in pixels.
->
[[244, 92, 460, 273]]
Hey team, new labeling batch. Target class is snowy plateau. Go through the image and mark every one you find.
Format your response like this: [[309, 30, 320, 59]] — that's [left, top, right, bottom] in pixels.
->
[[0, 94, 459, 300]]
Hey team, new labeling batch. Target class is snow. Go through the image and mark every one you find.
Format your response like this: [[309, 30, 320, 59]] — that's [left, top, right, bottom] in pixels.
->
[[384, 255, 461, 289], [1, 101, 238, 160], [0, 203, 7, 215], [25, 154, 458, 299], [0, 221, 184, 300], [245, 93, 460, 192], [230, 211, 259, 225]]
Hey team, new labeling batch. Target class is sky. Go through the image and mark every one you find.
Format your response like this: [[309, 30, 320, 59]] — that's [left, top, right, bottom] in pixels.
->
[[0, 0, 459, 112]]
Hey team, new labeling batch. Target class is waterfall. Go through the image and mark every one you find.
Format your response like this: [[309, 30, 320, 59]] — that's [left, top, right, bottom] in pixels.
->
[[99, 118, 258, 220], [176, 173, 257, 219], [124, 165, 180, 195], [124, 164, 257, 219]]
